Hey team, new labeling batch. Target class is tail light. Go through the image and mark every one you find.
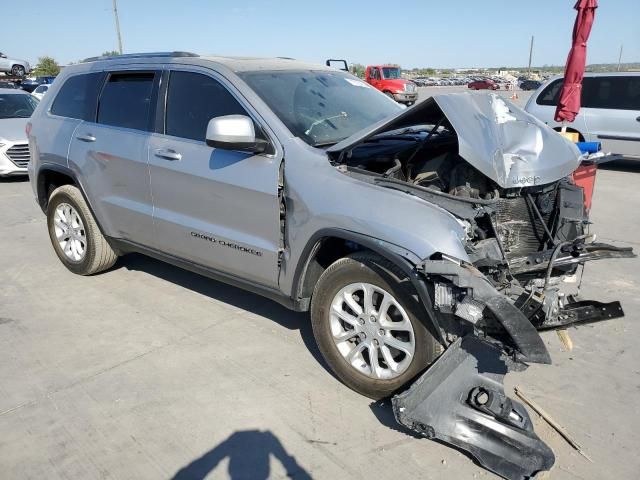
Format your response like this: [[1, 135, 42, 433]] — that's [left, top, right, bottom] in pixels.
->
[[572, 163, 597, 214]]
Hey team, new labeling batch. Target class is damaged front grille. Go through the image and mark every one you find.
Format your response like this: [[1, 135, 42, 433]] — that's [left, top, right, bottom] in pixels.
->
[[494, 188, 558, 261]]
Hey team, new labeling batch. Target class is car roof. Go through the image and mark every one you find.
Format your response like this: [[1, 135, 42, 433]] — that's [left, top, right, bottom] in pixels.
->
[[547, 71, 640, 81], [78, 52, 336, 74]]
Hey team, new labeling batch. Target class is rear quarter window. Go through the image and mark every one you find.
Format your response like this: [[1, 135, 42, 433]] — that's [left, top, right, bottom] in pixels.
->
[[50, 72, 104, 120]]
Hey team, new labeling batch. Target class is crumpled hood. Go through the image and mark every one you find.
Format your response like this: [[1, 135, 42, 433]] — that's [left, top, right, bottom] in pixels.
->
[[328, 92, 581, 188], [0, 117, 29, 142]]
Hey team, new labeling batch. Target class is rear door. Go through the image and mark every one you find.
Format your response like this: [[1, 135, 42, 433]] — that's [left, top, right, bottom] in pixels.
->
[[68, 69, 159, 244], [147, 67, 282, 287], [581, 76, 640, 157]]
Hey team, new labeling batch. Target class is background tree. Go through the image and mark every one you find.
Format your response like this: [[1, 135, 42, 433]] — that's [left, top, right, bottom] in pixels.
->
[[102, 50, 120, 57], [350, 63, 366, 78], [33, 56, 60, 76]]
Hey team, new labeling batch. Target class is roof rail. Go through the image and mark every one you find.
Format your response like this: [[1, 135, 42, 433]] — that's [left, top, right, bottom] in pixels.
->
[[82, 51, 199, 63]]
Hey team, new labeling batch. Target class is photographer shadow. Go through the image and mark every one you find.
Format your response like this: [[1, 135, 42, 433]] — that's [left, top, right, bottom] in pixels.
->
[[171, 429, 312, 480]]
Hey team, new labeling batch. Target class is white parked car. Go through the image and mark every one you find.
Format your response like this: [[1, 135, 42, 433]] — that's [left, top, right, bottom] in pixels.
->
[[31, 84, 50, 100], [525, 72, 640, 159], [0, 89, 37, 176]]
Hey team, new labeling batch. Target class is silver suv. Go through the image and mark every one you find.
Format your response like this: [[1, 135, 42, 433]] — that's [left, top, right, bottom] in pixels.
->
[[27, 52, 634, 479], [525, 72, 640, 159], [0, 52, 31, 77]]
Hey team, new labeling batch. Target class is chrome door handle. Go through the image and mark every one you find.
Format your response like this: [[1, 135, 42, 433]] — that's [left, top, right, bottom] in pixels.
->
[[154, 148, 182, 161], [76, 134, 96, 142]]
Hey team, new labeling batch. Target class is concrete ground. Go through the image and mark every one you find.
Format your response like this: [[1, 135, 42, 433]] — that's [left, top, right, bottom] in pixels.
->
[[1, 162, 639, 478], [417, 85, 534, 107]]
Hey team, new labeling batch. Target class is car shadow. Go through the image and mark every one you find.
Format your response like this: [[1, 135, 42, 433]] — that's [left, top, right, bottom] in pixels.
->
[[171, 429, 312, 480], [0, 176, 29, 183], [599, 158, 640, 173], [119, 254, 335, 379]]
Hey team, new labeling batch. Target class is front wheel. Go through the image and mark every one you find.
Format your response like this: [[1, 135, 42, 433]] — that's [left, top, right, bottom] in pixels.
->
[[311, 252, 441, 399]]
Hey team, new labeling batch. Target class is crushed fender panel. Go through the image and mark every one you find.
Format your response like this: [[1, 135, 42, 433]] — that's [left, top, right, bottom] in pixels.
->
[[392, 336, 554, 480]]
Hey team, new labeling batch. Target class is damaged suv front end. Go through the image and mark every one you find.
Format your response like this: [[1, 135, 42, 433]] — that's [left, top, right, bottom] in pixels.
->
[[328, 92, 634, 479]]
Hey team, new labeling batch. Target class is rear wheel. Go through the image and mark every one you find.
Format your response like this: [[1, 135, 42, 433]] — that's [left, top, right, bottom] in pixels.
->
[[47, 185, 118, 275], [311, 252, 441, 399], [11, 65, 25, 77]]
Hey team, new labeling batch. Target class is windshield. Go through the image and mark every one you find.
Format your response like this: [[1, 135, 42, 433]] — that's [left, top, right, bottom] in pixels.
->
[[0, 94, 38, 119], [240, 70, 402, 146], [382, 67, 401, 79]]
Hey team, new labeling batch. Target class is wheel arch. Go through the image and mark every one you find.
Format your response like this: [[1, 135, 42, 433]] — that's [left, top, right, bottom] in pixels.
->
[[36, 164, 79, 212], [36, 164, 115, 249], [292, 229, 447, 345], [291, 229, 421, 309]]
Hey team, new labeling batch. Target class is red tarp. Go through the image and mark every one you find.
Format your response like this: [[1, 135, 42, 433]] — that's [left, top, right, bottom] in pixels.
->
[[554, 0, 598, 123]]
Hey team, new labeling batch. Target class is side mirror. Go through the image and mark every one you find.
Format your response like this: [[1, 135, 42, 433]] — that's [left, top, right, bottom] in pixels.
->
[[0, 53, 6, 59], [206, 115, 268, 153]]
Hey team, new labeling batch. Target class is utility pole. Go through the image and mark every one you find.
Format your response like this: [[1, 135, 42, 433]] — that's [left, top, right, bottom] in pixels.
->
[[617, 44, 623, 71], [112, 0, 123, 54], [527, 36, 534, 78]]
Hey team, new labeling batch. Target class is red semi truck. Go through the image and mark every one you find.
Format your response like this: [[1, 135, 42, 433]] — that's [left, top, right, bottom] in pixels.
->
[[365, 65, 418, 105]]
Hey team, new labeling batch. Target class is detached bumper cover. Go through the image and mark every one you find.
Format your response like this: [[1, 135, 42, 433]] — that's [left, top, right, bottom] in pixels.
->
[[393, 336, 554, 480]]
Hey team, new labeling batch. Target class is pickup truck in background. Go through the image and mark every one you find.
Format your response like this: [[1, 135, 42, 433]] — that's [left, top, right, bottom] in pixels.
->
[[365, 64, 417, 105]]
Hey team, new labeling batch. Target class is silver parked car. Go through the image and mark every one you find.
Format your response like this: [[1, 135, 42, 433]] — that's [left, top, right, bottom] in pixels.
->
[[0, 89, 37, 176], [525, 72, 640, 158], [0, 52, 31, 77], [27, 52, 634, 480]]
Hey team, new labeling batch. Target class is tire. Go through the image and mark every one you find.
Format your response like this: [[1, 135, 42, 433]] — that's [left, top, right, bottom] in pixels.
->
[[384, 91, 395, 101], [11, 65, 25, 77], [47, 185, 118, 275], [311, 252, 441, 399]]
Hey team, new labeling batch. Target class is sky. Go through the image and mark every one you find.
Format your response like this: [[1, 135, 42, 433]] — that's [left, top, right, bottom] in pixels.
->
[[2, 0, 639, 69]]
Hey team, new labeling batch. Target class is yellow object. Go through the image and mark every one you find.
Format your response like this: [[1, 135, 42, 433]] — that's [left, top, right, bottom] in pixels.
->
[[558, 131, 579, 143]]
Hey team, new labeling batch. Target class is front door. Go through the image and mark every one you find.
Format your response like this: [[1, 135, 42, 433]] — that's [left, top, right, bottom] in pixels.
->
[[147, 69, 282, 287]]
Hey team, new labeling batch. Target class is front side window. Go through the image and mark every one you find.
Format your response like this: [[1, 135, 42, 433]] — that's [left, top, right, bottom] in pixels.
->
[[50, 72, 104, 120], [582, 76, 640, 110], [165, 71, 247, 141], [97, 72, 156, 131], [240, 70, 402, 147], [0, 94, 38, 119], [382, 67, 401, 79]]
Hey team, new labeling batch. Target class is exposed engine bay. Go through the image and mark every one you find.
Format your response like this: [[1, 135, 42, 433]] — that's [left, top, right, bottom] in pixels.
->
[[330, 94, 633, 341], [328, 93, 635, 480]]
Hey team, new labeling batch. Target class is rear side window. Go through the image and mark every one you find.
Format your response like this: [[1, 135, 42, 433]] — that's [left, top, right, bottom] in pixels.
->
[[582, 76, 640, 110], [536, 79, 562, 106], [50, 73, 104, 120], [165, 71, 247, 141], [98, 72, 156, 131]]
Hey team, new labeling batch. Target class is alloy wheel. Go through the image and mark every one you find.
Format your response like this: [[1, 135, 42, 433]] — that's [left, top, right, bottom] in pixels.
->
[[329, 282, 416, 380]]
